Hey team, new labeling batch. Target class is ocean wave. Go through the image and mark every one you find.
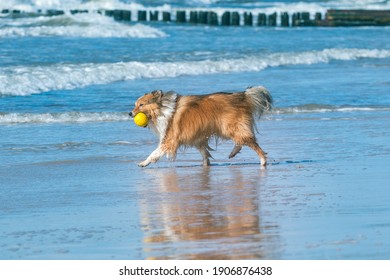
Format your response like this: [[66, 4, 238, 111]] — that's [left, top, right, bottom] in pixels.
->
[[0, 112, 130, 124], [2, 0, 390, 17], [0, 12, 166, 38], [1, 105, 389, 124], [1, 48, 390, 96], [3, 140, 150, 154], [273, 104, 390, 114]]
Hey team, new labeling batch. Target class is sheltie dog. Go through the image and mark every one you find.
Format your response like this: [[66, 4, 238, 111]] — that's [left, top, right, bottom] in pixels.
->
[[130, 86, 272, 167]]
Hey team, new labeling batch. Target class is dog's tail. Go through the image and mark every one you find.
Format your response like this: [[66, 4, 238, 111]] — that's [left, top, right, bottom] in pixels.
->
[[245, 86, 273, 118]]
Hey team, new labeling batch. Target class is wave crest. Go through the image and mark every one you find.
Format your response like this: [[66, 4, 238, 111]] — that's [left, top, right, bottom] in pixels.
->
[[1, 105, 389, 125], [1, 48, 390, 96], [0, 13, 166, 38], [0, 112, 130, 124], [273, 104, 390, 114]]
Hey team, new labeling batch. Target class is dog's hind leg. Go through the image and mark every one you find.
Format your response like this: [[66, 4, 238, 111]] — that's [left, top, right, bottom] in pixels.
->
[[228, 144, 242, 159], [246, 140, 267, 167], [139, 146, 165, 167], [231, 135, 267, 166]]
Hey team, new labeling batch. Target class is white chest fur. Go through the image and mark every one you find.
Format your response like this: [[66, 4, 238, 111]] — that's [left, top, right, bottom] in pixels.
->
[[151, 92, 177, 142]]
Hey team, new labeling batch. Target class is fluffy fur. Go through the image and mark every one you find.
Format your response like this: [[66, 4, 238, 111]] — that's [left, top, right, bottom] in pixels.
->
[[130, 86, 272, 167]]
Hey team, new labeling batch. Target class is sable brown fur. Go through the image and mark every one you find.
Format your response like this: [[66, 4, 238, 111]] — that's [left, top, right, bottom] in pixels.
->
[[130, 86, 272, 167]]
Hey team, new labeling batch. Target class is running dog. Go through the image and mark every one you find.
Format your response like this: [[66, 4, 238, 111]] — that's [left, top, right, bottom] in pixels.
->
[[130, 86, 272, 167]]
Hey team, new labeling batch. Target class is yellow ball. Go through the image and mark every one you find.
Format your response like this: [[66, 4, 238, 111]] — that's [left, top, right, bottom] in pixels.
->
[[134, 112, 149, 127]]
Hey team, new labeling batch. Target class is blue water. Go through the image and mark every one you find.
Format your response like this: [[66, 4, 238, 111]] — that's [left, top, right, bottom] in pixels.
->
[[1, 0, 390, 259]]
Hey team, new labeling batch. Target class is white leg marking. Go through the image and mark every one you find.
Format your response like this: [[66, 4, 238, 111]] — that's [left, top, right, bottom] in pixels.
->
[[139, 146, 165, 167]]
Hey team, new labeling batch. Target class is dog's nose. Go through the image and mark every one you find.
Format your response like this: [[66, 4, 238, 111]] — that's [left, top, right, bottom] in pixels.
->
[[129, 112, 133, 117]]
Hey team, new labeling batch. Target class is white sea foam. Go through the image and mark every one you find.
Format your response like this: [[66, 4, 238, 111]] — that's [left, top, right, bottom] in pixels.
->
[[2, 1, 390, 34], [1, 105, 388, 124], [2, 0, 390, 16], [1, 48, 390, 96], [328, 0, 390, 10], [0, 13, 166, 38], [0, 0, 129, 11], [0, 112, 130, 124], [0, 21, 166, 38], [273, 105, 390, 114]]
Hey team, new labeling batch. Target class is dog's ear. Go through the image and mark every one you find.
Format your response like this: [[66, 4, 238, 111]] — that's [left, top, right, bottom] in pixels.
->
[[151, 90, 163, 102]]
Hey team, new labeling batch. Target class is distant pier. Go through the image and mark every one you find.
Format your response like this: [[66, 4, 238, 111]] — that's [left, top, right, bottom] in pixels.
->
[[2, 8, 390, 27]]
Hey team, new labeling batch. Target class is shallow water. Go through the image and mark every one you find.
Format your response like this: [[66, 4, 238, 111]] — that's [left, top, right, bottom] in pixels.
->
[[1, 110, 390, 259], [1, 0, 390, 259]]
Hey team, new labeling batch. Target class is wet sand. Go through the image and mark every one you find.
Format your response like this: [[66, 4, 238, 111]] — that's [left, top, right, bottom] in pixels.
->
[[1, 111, 390, 260]]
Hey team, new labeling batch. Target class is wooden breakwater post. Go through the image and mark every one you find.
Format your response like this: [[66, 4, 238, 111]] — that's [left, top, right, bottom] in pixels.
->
[[244, 12, 253, 26], [291, 10, 390, 26], [162, 11, 171, 22], [258, 13, 267, 26], [281, 12, 289, 26], [149, 11, 158, 21], [268, 12, 277, 26], [176, 10, 186, 23], [47, 9, 65, 16], [324, 9, 390, 26], [198, 11, 208, 24], [231, 12, 240, 26], [2, 8, 390, 27], [207, 12, 218, 25], [221, 11, 230, 26], [292, 12, 315, 26], [138, 10, 147, 21], [70, 9, 88, 15], [291, 12, 308, 26], [105, 9, 131, 21], [189, 11, 198, 23]]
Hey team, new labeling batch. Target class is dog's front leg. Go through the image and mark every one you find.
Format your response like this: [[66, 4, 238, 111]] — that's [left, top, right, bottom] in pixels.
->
[[139, 146, 165, 167]]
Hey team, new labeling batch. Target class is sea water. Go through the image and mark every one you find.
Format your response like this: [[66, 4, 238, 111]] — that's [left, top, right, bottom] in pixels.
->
[[1, 0, 390, 259]]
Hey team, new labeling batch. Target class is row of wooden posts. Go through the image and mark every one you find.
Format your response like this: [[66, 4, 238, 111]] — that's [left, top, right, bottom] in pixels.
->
[[101, 9, 390, 26], [2, 8, 390, 27], [104, 9, 308, 27]]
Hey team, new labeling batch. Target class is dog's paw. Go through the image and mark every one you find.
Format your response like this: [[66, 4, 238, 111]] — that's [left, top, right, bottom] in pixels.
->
[[138, 161, 150, 167]]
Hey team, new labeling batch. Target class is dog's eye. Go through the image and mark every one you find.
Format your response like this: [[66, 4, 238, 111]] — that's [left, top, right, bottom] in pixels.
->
[[139, 103, 144, 107]]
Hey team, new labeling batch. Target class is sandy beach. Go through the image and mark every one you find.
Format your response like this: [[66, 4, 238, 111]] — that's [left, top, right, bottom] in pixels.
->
[[1, 109, 390, 260]]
